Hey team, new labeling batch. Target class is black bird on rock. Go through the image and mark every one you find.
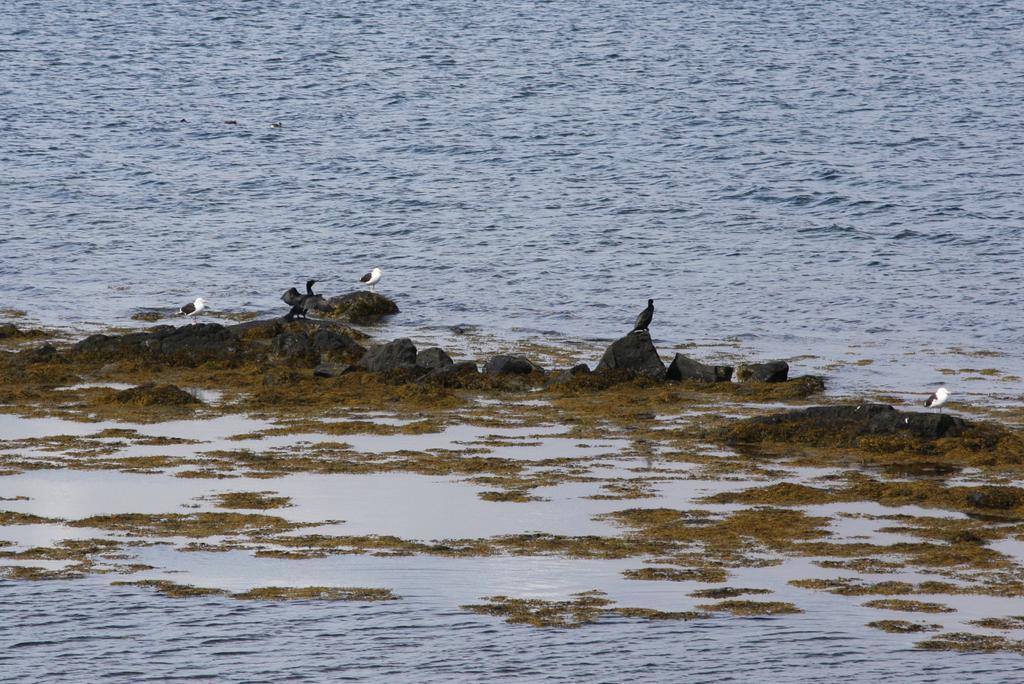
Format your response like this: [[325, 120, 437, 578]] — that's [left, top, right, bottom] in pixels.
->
[[632, 299, 654, 333], [282, 279, 325, 320]]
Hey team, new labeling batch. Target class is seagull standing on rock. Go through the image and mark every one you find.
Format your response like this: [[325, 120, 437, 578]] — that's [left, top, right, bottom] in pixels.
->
[[925, 387, 950, 414], [632, 299, 654, 333], [177, 297, 207, 324], [360, 267, 382, 292]]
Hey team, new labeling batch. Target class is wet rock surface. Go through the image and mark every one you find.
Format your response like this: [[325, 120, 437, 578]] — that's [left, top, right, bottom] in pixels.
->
[[595, 331, 666, 380], [551, 363, 592, 385], [419, 361, 480, 386], [417, 347, 454, 370], [74, 324, 243, 365], [321, 291, 400, 325], [726, 403, 967, 443], [358, 338, 418, 373], [113, 383, 201, 406], [736, 361, 789, 383], [666, 354, 733, 383], [484, 355, 544, 376]]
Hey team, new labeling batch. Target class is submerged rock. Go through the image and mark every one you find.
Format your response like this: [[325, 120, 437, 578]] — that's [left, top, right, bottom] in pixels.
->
[[726, 403, 966, 444], [417, 347, 454, 370], [313, 363, 353, 378], [321, 291, 399, 325], [595, 331, 666, 380], [358, 338, 418, 372], [484, 355, 543, 375], [666, 354, 733, 383], [736, 361, 789, 383]]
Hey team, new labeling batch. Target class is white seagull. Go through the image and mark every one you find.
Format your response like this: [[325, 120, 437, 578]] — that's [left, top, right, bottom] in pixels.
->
[[177, 297, 207, 324], [359, 267, 382, 292], [924, 387, 950, 413]]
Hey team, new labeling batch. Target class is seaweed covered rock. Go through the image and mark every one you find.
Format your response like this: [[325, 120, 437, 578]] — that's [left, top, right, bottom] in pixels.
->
[[666, 354, 733, 383], [358, 338, 417, 372], [484, 355, 543, 375], [271, 332, 316, 364], [417, 347, 454, 370], [73, 324, 243, 366], [550, 363, 592, 386], [736, 361, 789, 383], [966, 487, 1023, 510], [595, 331, 666, 380], [114, 383, 200, 406], [311, 329, 365, 362], [420, 361, 480, 387], [321, 292, 399, 325], [724, 404, 966, 445]]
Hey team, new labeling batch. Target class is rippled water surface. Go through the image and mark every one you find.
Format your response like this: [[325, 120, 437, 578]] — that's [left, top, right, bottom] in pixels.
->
[[3, 0, 1023, 353], [3, 1, 1024, 681]]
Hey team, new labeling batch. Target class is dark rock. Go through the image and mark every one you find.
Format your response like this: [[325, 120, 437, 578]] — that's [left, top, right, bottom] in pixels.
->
[[484, 355, 543, 375], [358, 338, 418, 373], [114, 383, 200, 406], [420, 361, 480, 387], [966, 488, 1022, 510], [595, 331, 666, 380], [666, 354, 733, 383], [0, 323, 21, 338], [73, 324, 243, 366], [322, 291, 400, 325], [313, 363, 353, 378], [731, 404, 966, 443], [551, 363, 592, 385], [271, 332, 316, 364], [736, 361, 789, 383], [311, 329, 365, 361], [417, 347, 454, 370], [21, 344, 59, 363]]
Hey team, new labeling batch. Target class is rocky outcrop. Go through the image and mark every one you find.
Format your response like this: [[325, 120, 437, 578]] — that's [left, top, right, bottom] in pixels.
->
[[420, 360, 480, 387], [321, 292, 400, 325], [595, 331, 666, 380], [666, 354, 733, 383], [736, 361, 789, 383], [484, 355, 543, 375], [73, 324, 243, 366], [725, 403, 966, 444], [417, 347, 454, 370], [271, 333, 316, 364], [311, 329, 365, 362], [357, 338, 418, 373]]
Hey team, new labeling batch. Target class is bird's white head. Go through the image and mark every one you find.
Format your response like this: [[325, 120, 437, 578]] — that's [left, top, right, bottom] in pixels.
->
[[935, 387, 949, 401], [194, 297, 208, 308], [372, 267, 382, 277]]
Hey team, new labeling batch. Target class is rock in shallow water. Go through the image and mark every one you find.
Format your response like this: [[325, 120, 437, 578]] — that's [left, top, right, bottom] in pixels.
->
[[595, 331, 666, 380], [729, 403, 966, 442], [666, 354, 732, 383], [74, 324, 242, 366], [736, 361, 789, 383], [484, 355, 543, 375], [321, 292, 399, 325]]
